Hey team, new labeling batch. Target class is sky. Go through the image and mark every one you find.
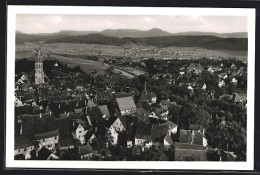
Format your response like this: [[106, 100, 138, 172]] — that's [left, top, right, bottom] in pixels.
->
[[16, 14, 248, 34]]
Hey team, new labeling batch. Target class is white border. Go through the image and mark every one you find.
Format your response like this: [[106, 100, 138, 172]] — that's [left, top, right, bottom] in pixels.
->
[[6, 6, 255, 170]]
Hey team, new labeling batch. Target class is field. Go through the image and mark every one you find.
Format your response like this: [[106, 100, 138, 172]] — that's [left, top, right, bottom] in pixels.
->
[[15, 42, 248, 74]]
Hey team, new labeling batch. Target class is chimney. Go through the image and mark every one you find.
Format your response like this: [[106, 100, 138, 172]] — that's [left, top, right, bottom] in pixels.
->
[[67, 112, 70, 117], [59, 103, 61, 109], [40, 112, 42, 118], [20, 123, 23, 135], [144, 81, 146, 91], [76, 100, 78, 107], [49, 109, 52, 115]]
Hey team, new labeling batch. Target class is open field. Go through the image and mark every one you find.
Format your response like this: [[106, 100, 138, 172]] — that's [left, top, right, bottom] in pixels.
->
[[15, 42, 248, 74]]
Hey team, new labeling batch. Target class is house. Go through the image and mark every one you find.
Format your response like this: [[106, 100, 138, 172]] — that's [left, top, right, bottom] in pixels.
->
[[86, 106, 104, 125], [232, 77, 238, 84], [218, 80, 225, 87], [59, 135, 74, 150], [98, 105, 110, 120], [134, 108, 150, 123], [201, 83, 207, 91], [53, 116, 75, 150], [33, 130, 59, 150], [161, 121, 178, 134], [149, 108, 169, 121], [187, 63, 203, 75], [111, 116, 126, 132], [95, 91, 113, 103], [36, 146, 59, 160], [135, 122, 175, 150], [174, 142, 207, 161], [134, 123, 152, 147], [136, 100, 151, 112], [180, 128, 207, 147], [160, 99, 176, 111], [116, 96, 137, 115], [16, 73, 30, 85], [85, 132, 96, 144], [15, 96, 24, 107], [14, 135, 34, 160], [234, 93, 247, 104], [207, 66, 215, 73], [79, 144, 93, 160], [139, 90, 157, 105], [164, 133, 174, 150], [72, 119, 90, 144], [109, 125, 119, 145]]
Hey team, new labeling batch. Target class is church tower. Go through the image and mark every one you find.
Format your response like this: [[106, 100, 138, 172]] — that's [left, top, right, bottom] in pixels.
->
[[35, 47, 45, 84]]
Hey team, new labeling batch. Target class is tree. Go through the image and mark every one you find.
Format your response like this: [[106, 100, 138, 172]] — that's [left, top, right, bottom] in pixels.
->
[[141, 148, 168, 161], [191, 107, 211, 129]]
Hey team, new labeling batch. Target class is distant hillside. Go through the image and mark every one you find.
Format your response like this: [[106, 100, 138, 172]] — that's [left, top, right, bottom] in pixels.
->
[[46, 34, 248, 51], [174, 31, 247, 38], [57, 30, 97, 36], [46, 34, 127, 45], [99, 28, 172, 38], [15, 34, 70, 44]]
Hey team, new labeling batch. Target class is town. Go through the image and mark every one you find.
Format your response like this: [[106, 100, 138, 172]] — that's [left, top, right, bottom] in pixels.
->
[[14, 47, 247, 161]]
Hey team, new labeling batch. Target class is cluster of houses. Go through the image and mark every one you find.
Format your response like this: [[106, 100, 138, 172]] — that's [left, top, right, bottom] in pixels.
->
[[14, 49, 245, 161], [14, 68, 209, 161]]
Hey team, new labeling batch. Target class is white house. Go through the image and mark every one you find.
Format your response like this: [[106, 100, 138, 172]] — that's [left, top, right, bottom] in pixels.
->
[[72, 119, 89, 144], [111, 116, 126, 132], [15, 96, 23, 107], [218, 80, 225, 87], [109, 125, 119, 145], [33, 130, 59, 150], [14, 135, 35, 160]]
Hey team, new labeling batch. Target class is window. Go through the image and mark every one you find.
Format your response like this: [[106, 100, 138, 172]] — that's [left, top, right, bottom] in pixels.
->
[[43, 139, 45, 142], [79, 131, 82, 133], [24, 148, 27, 151], [55, 136, 57, 140]]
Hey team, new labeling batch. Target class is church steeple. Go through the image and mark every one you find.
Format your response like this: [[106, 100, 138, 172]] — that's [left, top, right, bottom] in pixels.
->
[[35, 47, 45, 84]]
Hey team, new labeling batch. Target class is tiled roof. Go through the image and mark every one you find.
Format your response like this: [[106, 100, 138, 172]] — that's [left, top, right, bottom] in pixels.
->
[[234, 93, 247, 102], [189, 124, 200, 131], [160, 121, 178, 130], [15, 134, 33, 149], [34, 130, 59, 140], [74, 119, 89, 130], [164, 134, 174, 145], [79, 145, 92, 155], [137, 101, 151, 112], [174, 142, 205, 150], [114, 93, 132, 98], [86, 106, 103, 122], [180, 130, 192, 143], [37, 146, 52, 160], [15, 106, 33, 116], [116, 96, 136, 112], [135, 123, 152, 140], [98, 105, 110, 118], [59, 135, 74, 148]]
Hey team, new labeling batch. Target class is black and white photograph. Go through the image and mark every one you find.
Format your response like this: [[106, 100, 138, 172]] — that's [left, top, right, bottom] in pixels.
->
[[6, 6, 255, 170]]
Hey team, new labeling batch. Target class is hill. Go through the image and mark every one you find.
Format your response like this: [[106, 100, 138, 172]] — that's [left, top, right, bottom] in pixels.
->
[[46, 34, 248, 51], [99, 28, 172, 38], [174, 31, 247, 38]]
